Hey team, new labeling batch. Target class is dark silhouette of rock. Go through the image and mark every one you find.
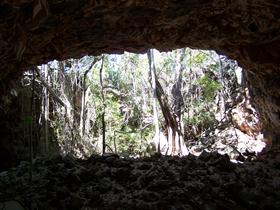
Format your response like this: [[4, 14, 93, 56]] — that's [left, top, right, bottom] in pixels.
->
[[0, 154, 279, 209]]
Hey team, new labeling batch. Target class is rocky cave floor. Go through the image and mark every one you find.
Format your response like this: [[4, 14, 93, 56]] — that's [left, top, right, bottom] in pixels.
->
[[0, 152, 280, 210]]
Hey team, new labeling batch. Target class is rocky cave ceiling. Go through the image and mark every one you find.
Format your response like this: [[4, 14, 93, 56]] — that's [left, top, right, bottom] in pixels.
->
[[0, 0, 280, 150]]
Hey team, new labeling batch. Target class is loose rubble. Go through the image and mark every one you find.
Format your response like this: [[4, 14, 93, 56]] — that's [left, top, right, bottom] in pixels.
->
[[0, 152, 280, 210]]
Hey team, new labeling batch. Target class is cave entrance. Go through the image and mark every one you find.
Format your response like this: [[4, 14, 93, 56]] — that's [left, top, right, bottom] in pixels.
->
[[1, 0, 280, 171], [1, 1, 280, 208], [3, 48, 266, 166]]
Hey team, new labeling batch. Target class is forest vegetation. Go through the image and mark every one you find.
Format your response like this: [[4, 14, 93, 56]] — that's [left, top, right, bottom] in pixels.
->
[[13, 48, 264, 161]]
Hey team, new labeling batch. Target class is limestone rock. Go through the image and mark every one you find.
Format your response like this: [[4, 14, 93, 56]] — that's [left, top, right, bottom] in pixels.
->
[[0, 154, 280, 209]]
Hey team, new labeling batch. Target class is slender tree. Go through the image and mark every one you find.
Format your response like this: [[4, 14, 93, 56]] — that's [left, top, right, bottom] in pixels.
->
[[80, 57, 101, 136], [99, 56, 106, 154], [148, 49, 188, 156], [29, 68, 35, 182], [147, 49, 161, 153], [44, 64, 50, 153]]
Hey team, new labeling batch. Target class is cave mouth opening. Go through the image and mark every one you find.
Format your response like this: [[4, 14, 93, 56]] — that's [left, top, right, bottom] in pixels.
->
[[1, 1, 280, 209], [0, 47, 267, 169], [1, 0, 280, 170]]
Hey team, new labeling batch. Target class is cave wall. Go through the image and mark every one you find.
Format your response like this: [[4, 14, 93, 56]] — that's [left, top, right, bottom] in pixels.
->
[[0, 0, 280, 151]]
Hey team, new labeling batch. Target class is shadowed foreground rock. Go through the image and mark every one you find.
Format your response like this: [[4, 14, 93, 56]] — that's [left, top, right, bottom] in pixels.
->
[[0, 153, 279, 210]]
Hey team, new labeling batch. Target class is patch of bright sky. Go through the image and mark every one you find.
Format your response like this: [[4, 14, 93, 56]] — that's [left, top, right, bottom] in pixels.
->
[[104, 48, 243, 84], [108, 49, 162, 66], [46, 48, 242, 83]]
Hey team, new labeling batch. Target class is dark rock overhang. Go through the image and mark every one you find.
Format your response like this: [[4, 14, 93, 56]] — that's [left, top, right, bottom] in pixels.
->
[[1, 1, 280, 69], [0, 0, 280, 149]]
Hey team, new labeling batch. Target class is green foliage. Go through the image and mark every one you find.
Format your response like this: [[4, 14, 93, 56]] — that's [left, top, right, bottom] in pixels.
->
[[185, 102, 216, 131], [192, 52, 207, 66], [196, 75, 222, 101], [24, 116, 33, 125], [113, 126, 153, 157]]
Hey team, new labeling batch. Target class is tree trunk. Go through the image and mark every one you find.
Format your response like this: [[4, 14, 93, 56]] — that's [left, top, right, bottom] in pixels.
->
[[170, 48, 188, 155], [29, 69, 35, 182], [80, 57, 101, 136], [99, 56, 106, 154], [147, 49, 161, 153], [218, 55, 226, 118], [44, 64, 49, 153], [148, 49, 188, 156]]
